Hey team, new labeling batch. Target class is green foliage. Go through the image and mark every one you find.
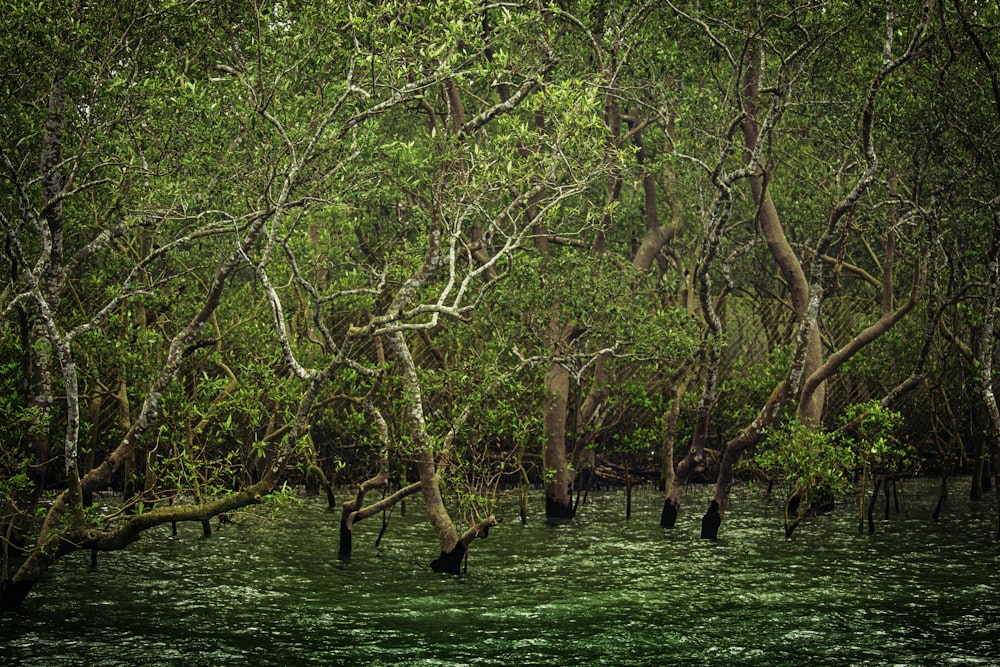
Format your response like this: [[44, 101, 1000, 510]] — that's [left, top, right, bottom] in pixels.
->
[[0, 452, 34, 512], [258, 483, 302, 520], [0, 327, 35, 508], [839, 400, 909, 476], [603, 380, 666, 454], [717, 345, 793, 438], [757, 420, 856, 496], [483, 250, 696, 364], [0, 0, 998, 585], [756, 401, 910, 498]]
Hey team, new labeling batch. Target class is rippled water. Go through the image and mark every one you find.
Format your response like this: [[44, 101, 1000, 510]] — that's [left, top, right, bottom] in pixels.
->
[[3, 481, 1000, 666]]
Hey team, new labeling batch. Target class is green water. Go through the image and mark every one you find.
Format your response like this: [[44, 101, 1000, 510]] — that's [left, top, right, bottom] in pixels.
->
[[3, 482, 999, 666]]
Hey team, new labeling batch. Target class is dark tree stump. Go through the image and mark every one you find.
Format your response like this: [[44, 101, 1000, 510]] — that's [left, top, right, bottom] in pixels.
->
[[338, 520, 352, 561], [430, 543, 467, 574], [660, 498, 679, 528], [701, 500, 722, 540], [545, 496, 575, 519]]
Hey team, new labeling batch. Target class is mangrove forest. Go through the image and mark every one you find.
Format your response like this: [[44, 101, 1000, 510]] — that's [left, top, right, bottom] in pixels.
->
[[2, 3, 1000, 659]]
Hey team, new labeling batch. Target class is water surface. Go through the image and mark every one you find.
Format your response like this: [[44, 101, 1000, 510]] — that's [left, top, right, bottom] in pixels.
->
[[3, 481, 999, 665]]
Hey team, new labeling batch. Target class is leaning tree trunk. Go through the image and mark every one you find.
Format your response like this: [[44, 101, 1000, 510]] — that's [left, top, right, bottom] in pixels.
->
[[0, 163, 283, 609], [384, 331, 497, 571], [701, 382, 788, 539], [732, 40, 826, 530], [699, 2, 929, 539], [741, 40, 826, 426], [4, 76, 69, 556]]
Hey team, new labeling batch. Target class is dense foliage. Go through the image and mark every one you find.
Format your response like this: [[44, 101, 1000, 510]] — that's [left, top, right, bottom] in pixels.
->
[[2, 0, 1000, 608]]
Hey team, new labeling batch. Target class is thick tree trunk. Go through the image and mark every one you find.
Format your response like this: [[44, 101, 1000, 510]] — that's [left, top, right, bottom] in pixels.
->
[[660, 377, 695, 527], [741, 48, 826, 427], [383, 331, 498, 565], [700, 445, 743, 540], [662, 452, 704, 528], [430, 516, 499, 574], [430, 542, 467, 574], [543, 361, 575, 518]]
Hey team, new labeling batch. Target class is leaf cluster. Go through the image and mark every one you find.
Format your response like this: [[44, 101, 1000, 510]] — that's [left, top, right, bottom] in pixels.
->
[[756, 400, 910, 497]]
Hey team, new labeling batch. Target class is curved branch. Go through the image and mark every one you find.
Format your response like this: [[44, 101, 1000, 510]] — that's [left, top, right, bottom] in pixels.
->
[[347, 482, 424, 528], [83, 483, 269, 552], [458, 62, 553, 137], [458, 515, 499, 548], [800, 264, 922, 407]]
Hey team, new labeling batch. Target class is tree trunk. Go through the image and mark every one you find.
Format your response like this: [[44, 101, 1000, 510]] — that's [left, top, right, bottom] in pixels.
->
[[5, 76, 69, 558], [337, 398, 420, 562], [339, 483, 423, 561], [543, 361, 575, 518], [955, 2, 1000, 537], [2, 208, 277, 609], [976, 197, 1000, 539], [701, 382, 788, 539], [699, 6, 929, 539], [741, 44, 826, 427], [385, 332, 462, 551], [383, 331, 498, 568], [660, 376, 690, 527]]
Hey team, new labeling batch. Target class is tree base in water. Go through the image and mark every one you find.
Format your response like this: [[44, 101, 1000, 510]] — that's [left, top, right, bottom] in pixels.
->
[[700, 500, 721, 539], [338, 521, 352, 561], [545, 496, 575, 519], [660, 499, 679, 528], [1, 578, 32, 611], [430, 543, 467, 574]]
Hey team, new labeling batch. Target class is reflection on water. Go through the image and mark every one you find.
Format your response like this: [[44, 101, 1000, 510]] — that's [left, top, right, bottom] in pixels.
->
[[3, 480, 999, 666]]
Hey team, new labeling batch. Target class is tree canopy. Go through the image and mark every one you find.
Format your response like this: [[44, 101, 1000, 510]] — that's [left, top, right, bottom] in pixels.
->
[[3, 0, 1000, 609]]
